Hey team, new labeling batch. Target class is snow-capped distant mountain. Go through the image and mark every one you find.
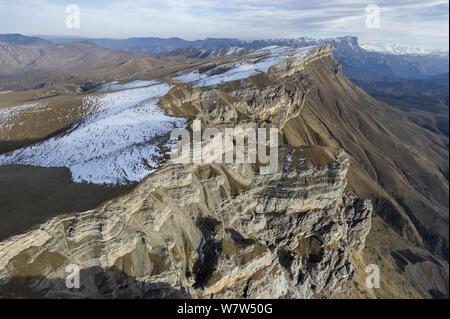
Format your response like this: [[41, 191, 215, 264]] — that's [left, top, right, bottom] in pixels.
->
[[360, 42, 449, 56]]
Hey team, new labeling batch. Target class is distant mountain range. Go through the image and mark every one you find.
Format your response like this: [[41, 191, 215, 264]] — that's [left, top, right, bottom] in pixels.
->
[[0, 34, 52, 46], [319, 36, 448, 81], [360, 42, 449, 56], [38, 35, 321, 52], [0, 39, 150, 77], [1, 34, 448, 82]]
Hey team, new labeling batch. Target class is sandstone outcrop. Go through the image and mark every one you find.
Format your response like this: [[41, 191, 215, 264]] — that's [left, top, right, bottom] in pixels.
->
[[0, 46, 373, 298]]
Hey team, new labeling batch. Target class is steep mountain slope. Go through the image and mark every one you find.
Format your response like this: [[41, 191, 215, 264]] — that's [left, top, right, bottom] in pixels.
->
[[351, 76, 449, 139], [167, 45, 449, 297], [372, 95, 449, 137], [265, 50, 449, 297], [273, 48, 448, 254]]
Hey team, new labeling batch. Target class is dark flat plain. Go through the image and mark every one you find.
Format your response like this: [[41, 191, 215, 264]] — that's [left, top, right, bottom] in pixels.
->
[[0, 165, 133, 241]]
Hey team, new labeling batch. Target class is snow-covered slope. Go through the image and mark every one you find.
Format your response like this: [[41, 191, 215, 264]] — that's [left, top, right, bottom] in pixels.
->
[[174, 45, 316, 87], [0, 82, 186, 185], [223, 46, 244, 56]]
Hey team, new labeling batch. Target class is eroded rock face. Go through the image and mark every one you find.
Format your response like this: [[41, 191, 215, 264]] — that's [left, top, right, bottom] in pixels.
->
[[0, 46, 372, 298], [0, 147, 371, 298]]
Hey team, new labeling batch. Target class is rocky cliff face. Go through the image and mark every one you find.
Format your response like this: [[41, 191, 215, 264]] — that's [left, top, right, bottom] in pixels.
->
[[0, 46, 373, 298], [0, 148, 371, 298]]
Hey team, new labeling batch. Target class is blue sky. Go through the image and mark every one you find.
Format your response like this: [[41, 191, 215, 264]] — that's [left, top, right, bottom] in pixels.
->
[[0, 0, 448, 49]]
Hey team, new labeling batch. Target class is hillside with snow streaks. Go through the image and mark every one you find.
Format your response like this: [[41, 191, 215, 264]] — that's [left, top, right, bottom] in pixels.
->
[[0, 82, 186, 185], [174, 46, 316, 87], [0, 103, 43, 131], [224, 47, 244, 56], [96, 80, 159, 92]]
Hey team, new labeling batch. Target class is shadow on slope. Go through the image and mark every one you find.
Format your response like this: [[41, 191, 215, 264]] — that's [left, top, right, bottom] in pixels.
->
[[0, 165, 134, 241], [0, 265, 191, 299]]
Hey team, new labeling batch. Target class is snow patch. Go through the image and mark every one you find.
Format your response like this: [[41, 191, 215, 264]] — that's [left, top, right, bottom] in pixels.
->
[[174, 46, 317, 87], [224, 47, 243, 56], [96, 80, 159, 92], [0, 102, 43, 131], [0, 83, 186, 185]]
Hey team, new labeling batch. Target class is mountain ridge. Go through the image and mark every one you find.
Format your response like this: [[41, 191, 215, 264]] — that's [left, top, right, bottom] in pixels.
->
[[0, 46, 447, 298]]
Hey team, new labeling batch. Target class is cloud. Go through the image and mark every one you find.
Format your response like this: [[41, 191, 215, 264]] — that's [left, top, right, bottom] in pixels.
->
[[0, 0, 447, 48]]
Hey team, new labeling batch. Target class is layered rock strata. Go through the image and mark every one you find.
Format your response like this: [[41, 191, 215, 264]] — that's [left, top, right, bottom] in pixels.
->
[[0, 46, 373, 298]]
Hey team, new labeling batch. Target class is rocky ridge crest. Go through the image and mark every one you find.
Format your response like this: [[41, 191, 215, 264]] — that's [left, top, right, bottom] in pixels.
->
[[0, 46, 372, 298]]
